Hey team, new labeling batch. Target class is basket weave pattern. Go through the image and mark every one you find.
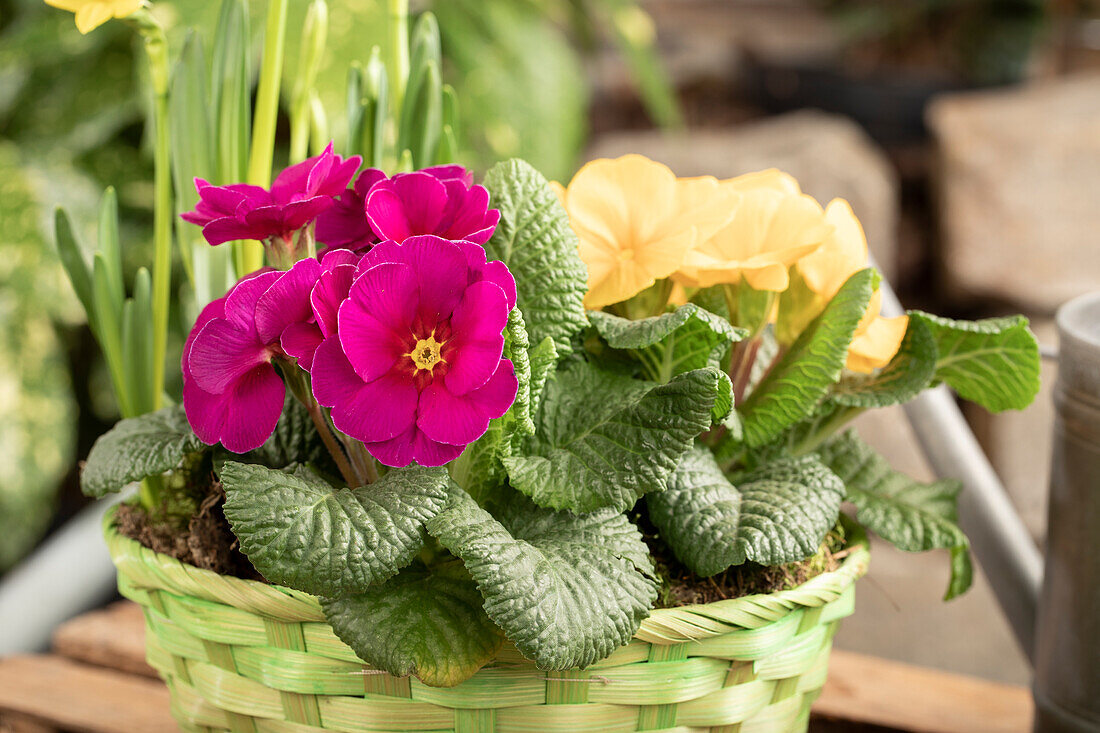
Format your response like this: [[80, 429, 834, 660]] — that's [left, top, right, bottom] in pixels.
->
[[106, 514, 869, 733]]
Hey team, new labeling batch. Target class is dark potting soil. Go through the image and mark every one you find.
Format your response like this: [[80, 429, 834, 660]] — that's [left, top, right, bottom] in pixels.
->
[[118, 486, 844, 607], [651, 530, 847, 608], [116, 483, 264, 582]]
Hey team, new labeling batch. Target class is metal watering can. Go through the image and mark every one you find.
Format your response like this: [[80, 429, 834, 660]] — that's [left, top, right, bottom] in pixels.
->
[[1034, 292, 1100, 732]]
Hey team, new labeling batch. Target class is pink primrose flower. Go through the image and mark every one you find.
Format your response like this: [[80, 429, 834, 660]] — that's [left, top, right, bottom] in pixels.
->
[[364, 166, 500, 245], [279, 248, 363, 371], [310, 235, 518, 467], [181, 143, 361, 247], [183, 255, 337, 452], [315, 168, 387, 252]]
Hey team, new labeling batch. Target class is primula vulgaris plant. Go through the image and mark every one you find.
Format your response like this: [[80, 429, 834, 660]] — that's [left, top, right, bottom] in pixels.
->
[[82, 150, 1040, 687]]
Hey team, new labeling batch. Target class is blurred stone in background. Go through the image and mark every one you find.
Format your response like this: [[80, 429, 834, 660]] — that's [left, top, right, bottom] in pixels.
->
[[928, 74, 1100, 314]]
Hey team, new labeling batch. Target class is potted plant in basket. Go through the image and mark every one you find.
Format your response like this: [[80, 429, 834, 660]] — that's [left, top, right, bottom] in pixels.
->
[[53, 1, 1040, 731]]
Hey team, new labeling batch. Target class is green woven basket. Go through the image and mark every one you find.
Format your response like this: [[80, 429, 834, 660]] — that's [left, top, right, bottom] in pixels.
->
[[104, 509, 869, 733]]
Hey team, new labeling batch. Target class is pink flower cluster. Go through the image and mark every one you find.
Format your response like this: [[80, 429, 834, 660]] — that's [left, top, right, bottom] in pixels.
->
[[182, 235, 518, 467], [183, 148, 499, 255], [180, 149, 513, 467]]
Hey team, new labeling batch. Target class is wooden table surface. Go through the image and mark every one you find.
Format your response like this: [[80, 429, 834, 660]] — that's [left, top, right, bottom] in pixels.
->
[[0, 602, 1034, 733]]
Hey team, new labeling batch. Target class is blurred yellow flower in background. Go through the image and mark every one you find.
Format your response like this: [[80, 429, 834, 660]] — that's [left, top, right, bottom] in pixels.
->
[[44, 0, 143, 33], [674, 170, 832, 291], [561, 155, 737, 309], [796, 199, 908, 373]]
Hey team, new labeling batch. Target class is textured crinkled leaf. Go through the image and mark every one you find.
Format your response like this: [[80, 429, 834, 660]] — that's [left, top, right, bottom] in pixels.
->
[[649, 449, 846, 577], [831, 315, 936, 407], [454, 327, 558, 505], [505, 307, 536, 435], [81, 406, 204, 498], [482, 159, 589, 356], [244, 393, 331, 469], [713, 370, 735, 425], [427, 487, 656, 670], [817, 430, 972, 599], [221, 462, 448, 596], [527, 336, 557, 418], [322, 563, 503, 687], [588, 304, 745, 382], [453, 420, 512, 506], [912, 311, 1040, 413], [503, 364, 719, 513], [739, 269, 875, 447]]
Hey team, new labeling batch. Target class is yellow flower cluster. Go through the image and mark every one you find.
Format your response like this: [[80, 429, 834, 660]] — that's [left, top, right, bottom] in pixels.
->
[[556, 155, 907, 373], [44, 0, 142, 34]]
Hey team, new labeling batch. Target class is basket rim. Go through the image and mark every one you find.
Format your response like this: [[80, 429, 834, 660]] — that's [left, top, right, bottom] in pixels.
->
[[104, 505, 869, 643]]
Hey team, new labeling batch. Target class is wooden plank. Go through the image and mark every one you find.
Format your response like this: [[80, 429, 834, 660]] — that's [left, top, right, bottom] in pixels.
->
[[0, 656, 174, 733], [814, 650, 1033, 733], [51, 602, 154, 678], [0, 712, 59, 733]]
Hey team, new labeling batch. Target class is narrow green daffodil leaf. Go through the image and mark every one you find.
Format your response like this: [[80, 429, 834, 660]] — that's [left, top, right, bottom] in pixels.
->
[[97, 187, 123, 317], [54, 208, 97, 338]]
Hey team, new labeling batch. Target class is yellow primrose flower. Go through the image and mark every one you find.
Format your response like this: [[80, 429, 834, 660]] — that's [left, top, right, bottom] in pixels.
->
[[562, 155, 738, 309], [796, 199, 908, 373], [45, 0, 143, 34], [675, 170, 832, 292]]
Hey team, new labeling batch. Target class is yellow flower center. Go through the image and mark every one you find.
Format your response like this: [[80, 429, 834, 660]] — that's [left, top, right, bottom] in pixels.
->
[[409, 335, 445, 372], [617, 248, 636, 262]]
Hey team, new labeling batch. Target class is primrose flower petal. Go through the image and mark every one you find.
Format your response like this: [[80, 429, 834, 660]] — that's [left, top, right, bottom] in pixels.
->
[[182, 144, 360, 248], [316, 169, 387, 251], [310, 235, 517, 467], [281, 250, 364, 370], [789, 199, 908, 370], [182, 267, 317, 454], [675, 176, 831, 291], [254, 258, 322, 343], [364, 168, 499, 245], [182, 277, 287, 454], [848, 312, 909, 373], [419, 360, 518, 446], [363, 425, 465, 469], [563, 155, 739, 310]]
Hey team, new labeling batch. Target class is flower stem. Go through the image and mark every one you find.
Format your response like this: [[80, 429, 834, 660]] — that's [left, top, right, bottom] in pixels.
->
[[310, 405, 360, 487], [244, 0, 290, 274], [386, 0, 410, 130], [131, 12, 172, 413], [790, 405, 865, 456], [731, 335, 761, 405], [283, 364, 360, 486]]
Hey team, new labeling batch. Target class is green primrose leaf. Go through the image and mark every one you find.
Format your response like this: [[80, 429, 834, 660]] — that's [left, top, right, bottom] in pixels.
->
[[322, 562, 503, 688], [648, 448, 846, 577], [505, 307, 537, 436], [221, 463, 449, 597], [482, 159, 589, 357], [428, 486, 656, 671], [243, 394, 332, 470], [912, 311, 1040, 413], [830, 314, 937, 408], [817, 430, 972, 599], [527, 335, 557, 418], [453, 318, 558, 505], [503, 363, 719, 513], [81, 406, 205, 498], [739, 268, 875, 447], [589, 304, 746, 383]]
